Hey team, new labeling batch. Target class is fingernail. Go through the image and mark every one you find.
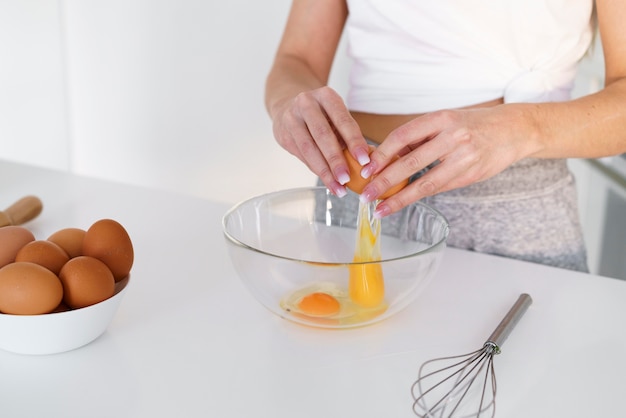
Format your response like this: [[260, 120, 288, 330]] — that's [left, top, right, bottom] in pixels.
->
[[359, 188, 376, 204], [355, 149, 370, 166], [336, 169, 350, 186], [373, 204, 390, 219], [334, 185, 347, 198], [361, 164, 375, 179]]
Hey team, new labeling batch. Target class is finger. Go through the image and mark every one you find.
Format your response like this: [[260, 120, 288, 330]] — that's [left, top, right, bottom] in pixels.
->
[[360, 133, 446, 203], [273, 118, 306, 161], [294, 92, 351, 186], [372, 151, 486, 218], [293, 138, 348, 197], [277, 103, 333, 187], [314, 89, 371, 166], [362, 111, 452, 181], [370, 165, 448, 219], [293, 130, 348, 197]]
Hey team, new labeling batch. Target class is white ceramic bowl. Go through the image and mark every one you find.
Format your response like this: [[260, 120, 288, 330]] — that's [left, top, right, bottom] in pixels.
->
[[0, 276, 129, 355], [223, 187, 449, 329]]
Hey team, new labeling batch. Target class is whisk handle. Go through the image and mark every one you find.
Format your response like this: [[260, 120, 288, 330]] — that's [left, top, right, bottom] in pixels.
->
[[486, 293, 533, 353]]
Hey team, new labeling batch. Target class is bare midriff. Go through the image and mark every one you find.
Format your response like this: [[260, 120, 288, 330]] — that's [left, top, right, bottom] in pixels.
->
[[351, 97, 504, 143]]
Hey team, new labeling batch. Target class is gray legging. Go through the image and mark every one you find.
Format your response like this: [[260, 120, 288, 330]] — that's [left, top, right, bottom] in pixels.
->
[[319, 157, 588, 272]]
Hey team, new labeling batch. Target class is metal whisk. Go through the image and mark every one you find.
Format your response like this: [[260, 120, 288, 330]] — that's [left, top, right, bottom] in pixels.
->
[[411, 293, 533, 418]]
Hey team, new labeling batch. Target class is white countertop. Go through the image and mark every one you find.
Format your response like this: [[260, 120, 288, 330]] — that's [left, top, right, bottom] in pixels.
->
[[1, 160, 625, 418]]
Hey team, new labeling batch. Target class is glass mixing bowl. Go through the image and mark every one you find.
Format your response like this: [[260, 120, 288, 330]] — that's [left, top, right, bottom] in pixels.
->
[[222, 187, 449, 329]]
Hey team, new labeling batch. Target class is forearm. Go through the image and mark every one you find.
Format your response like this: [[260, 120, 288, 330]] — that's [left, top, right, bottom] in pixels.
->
[[524, 77, 626, 159], [265, 0, 347, 121], [263, 0, 366, 198], [264, 55, 327, 120]]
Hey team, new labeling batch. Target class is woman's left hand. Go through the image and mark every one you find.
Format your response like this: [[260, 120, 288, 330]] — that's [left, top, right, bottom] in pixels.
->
[[359, 105, 539, 218]]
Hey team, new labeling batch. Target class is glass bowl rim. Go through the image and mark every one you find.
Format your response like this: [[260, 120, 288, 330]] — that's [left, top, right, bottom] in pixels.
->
[[222, 186, 449, 266]]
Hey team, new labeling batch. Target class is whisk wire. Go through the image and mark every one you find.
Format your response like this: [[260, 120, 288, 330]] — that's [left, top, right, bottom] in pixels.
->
[[412, 346, 496, 418], [479, 355, 497, 417], [413, 349, 482, 412], [410, 294, 532, 418], [450, 350, 496, 418]]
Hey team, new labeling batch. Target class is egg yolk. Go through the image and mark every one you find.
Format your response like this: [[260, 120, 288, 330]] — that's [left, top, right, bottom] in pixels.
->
[[298, 292, 341, 317], [349, 201, 385, 308]]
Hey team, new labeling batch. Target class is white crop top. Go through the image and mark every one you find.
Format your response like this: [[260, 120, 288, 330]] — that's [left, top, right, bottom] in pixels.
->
[[345, 0, 595, 114]]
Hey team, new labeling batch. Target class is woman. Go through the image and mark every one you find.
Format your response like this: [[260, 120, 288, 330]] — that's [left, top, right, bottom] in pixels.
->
[[265, 0, 626, 271]]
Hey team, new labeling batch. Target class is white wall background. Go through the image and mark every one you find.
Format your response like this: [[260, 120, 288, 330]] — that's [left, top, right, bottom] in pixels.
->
[[0, 0, 604, 210], [0, 0, 351, 205], [0, 1, 69, 171], [4, 2, 620, 275]]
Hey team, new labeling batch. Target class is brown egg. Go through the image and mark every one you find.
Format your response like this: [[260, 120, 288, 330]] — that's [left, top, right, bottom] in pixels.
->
[[47, 228, 86, 258], [50, 301, 71, 313], [343, 147, 409, 199], [82, 219, 134, 282], [0, 226, 36, 268], [15, 240, 70, 275], [0, 262, 64, 315], [58, 256, 115, 309]]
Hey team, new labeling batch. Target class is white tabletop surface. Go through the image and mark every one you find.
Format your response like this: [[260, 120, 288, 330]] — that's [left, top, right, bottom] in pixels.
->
[[1, 159, 625, 418]]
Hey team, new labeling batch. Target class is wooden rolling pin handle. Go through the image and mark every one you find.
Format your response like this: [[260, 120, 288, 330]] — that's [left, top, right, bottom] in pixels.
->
[[0, 196, 43, 227]]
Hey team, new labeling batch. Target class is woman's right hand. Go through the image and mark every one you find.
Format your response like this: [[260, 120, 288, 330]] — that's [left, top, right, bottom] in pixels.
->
[[270, 85, 371, 197]]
